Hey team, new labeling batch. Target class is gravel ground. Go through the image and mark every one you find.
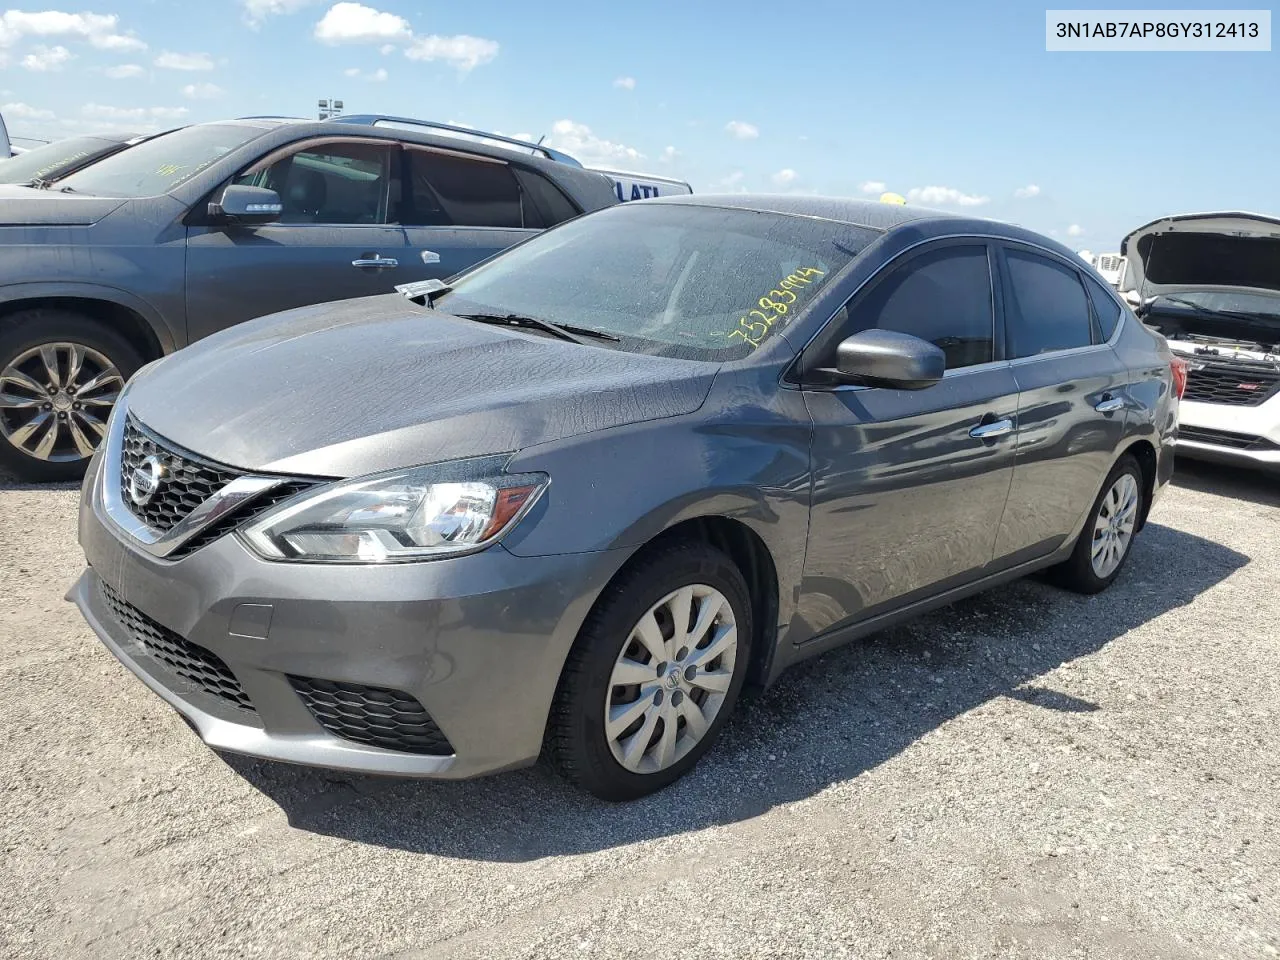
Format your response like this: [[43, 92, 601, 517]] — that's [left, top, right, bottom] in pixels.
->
[[1, 460, 1277, 960]]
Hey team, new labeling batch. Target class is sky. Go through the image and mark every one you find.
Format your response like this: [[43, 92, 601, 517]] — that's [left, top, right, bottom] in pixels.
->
[[1, 0, 1277, 251]]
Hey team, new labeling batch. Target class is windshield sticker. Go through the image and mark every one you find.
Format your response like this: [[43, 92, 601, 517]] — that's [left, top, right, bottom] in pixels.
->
[[727, 267, 826, 349]]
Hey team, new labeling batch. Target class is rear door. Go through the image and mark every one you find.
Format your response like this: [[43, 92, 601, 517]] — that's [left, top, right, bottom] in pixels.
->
[[396, 145, 556, 282], [991, 243, 1130, 567], [185, 137, 408, 343], [797, 241, 1020, 636]]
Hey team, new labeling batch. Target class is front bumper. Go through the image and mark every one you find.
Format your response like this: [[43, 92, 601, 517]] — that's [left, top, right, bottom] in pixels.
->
[[71, 453, 629, 779], [1174, 398, 1280, 474]]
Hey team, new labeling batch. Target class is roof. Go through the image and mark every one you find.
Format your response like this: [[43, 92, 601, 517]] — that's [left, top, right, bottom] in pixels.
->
[[648, 193, 960, 229], [647, 193, 1085, 260]]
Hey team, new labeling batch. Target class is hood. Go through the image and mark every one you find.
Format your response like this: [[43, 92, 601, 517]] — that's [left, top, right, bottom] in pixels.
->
[[127, 295, 718, 477], [0, 184, 128, 226], [1120, 211, 1280, 296]]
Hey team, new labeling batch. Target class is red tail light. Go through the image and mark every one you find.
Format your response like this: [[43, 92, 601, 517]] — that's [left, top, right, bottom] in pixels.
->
[[1170, 357, 1188, 400]]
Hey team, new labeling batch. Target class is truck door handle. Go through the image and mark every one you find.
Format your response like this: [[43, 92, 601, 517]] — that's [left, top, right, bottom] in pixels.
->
[[351, 256, 399, 269], [1094, 395, 1125, 413], [969, 418, 1015, 440]]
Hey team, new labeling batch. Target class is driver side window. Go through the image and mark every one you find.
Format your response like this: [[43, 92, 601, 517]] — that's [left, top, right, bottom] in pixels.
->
[[837, 244, 996, 370], [234, 141, 393, 225]]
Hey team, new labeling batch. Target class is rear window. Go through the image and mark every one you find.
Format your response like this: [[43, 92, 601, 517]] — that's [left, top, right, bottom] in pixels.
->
[[1004, 250, 1093, 357], [57, 124, 265, 198], [435, 203, 871, 361], [406, 149, 525, 228]]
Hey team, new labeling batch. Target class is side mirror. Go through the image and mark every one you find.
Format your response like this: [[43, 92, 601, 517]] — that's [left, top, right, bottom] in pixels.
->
[[209, 184, 283, 225], [832, 329, 945, 390]]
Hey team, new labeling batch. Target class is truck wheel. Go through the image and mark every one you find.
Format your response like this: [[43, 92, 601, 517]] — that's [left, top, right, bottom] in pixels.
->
[[0, 309, 143, 482]]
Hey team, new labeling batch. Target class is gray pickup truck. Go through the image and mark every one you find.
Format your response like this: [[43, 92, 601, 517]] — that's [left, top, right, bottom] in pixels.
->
[[0, 116, 619, 480]]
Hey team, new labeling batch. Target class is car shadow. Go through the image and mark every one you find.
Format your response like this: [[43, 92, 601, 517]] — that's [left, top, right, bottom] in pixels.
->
[[1171, 459, 1280, 508], [222, 521, 1247, 861]]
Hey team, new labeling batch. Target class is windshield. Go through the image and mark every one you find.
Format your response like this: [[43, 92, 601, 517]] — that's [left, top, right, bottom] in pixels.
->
[[55, 124, 263, 198], [435, 203, 868, 361], [0, 137, 120, 185], [1155, 290, 1280, 320]]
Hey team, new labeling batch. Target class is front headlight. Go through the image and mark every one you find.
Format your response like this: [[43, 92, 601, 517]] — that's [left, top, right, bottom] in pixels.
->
[[240, 462, 547, 563]]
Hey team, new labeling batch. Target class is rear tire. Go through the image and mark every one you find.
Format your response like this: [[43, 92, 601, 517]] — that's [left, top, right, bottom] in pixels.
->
[[0, 309, 142, 482], [1052, 454, 1144, 595], [548, 540, 752, 801]]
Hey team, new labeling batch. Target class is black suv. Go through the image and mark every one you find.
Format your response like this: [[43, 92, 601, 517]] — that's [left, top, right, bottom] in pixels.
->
[[0, 115, 618, 480]]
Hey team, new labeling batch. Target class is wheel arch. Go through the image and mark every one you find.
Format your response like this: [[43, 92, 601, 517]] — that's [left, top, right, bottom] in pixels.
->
[[0, 286, 173, 361], [1118, 437, 1158, 530], [596, 515, 783, 692]]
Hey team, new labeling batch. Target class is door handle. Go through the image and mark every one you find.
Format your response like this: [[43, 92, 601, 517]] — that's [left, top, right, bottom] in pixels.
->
[[1094, 395, 1125, 413], [969, 418, 1015, 440], [351, 256, 399, 269]]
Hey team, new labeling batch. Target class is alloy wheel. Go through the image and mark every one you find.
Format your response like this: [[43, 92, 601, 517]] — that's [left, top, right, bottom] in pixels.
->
[[0, 342, 122, 462], [605, 583, 738, 775], [1090, 472, 1139, 578]]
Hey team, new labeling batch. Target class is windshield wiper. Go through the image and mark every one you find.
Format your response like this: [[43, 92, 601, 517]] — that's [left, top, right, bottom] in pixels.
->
[[1151, 295, 1280, 325], [452, 312, 621, 344]]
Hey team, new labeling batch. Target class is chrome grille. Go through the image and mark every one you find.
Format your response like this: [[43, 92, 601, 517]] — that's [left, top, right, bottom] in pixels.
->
[[120, 417, 244, 532]]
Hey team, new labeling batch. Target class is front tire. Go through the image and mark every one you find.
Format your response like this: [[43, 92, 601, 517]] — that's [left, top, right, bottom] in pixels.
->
[[1053, 454, 1144, 594], [0, 309, 142, 482], [548, 540, 753, 801]]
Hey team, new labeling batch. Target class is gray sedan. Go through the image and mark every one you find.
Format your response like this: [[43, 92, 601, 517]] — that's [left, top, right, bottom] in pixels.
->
[[70, 196, 1180, 800]]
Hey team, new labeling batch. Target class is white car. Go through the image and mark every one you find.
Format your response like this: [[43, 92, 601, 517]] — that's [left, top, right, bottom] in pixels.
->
[[1121, 211, 1280, 474]]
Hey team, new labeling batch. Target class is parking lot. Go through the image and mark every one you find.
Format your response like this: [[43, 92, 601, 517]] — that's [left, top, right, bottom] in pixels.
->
[[0, 461, 1276, 960]]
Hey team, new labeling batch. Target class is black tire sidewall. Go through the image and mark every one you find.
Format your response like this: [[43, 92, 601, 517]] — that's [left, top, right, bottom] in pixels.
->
[[553, 542, 753, 801], [0, 310, 144, 482], [1063, 454, 1144, 593]]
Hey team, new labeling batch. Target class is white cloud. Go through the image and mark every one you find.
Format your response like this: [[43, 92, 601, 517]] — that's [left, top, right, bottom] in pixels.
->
[[181, 82, 224, 100], [313, 4, 496, 70], [404, 34, 497, 71], [1, 100, 54, 120], [545, 119, 642, 165], [0, 10, 143, 51], [1066, 223, 1085, 237], [344, 65, 387, 81], [906, 185, 990, 207], [771, 168, 798, 185], [659, 145, 678, 163], [314, 2, 409, 43], [725, 120, 759, 140], [859, 180, 886, 194], [717, 171, 745, 191], [1014, 183, 1041, 199], [93, 32, 145, 51], [104, 63, 145, 79], [154, 51, 214, 71], [21, 44, 72, 71], [613, 75, 635, 90], [241, 0, 319, 27]]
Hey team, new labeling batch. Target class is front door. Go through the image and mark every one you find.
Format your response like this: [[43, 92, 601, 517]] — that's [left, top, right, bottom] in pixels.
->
[[795, 242, 1020, 641], [992, 244, 1131, 565], [185, 138, 408, 345]]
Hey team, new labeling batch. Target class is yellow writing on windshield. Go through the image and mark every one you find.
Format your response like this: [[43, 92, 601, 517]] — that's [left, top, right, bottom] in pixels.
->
[[728, 267, 826, 349]]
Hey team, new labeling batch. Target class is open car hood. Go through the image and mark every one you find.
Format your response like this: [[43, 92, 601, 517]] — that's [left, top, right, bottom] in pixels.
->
[[1120, 212, 1280, 297]]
